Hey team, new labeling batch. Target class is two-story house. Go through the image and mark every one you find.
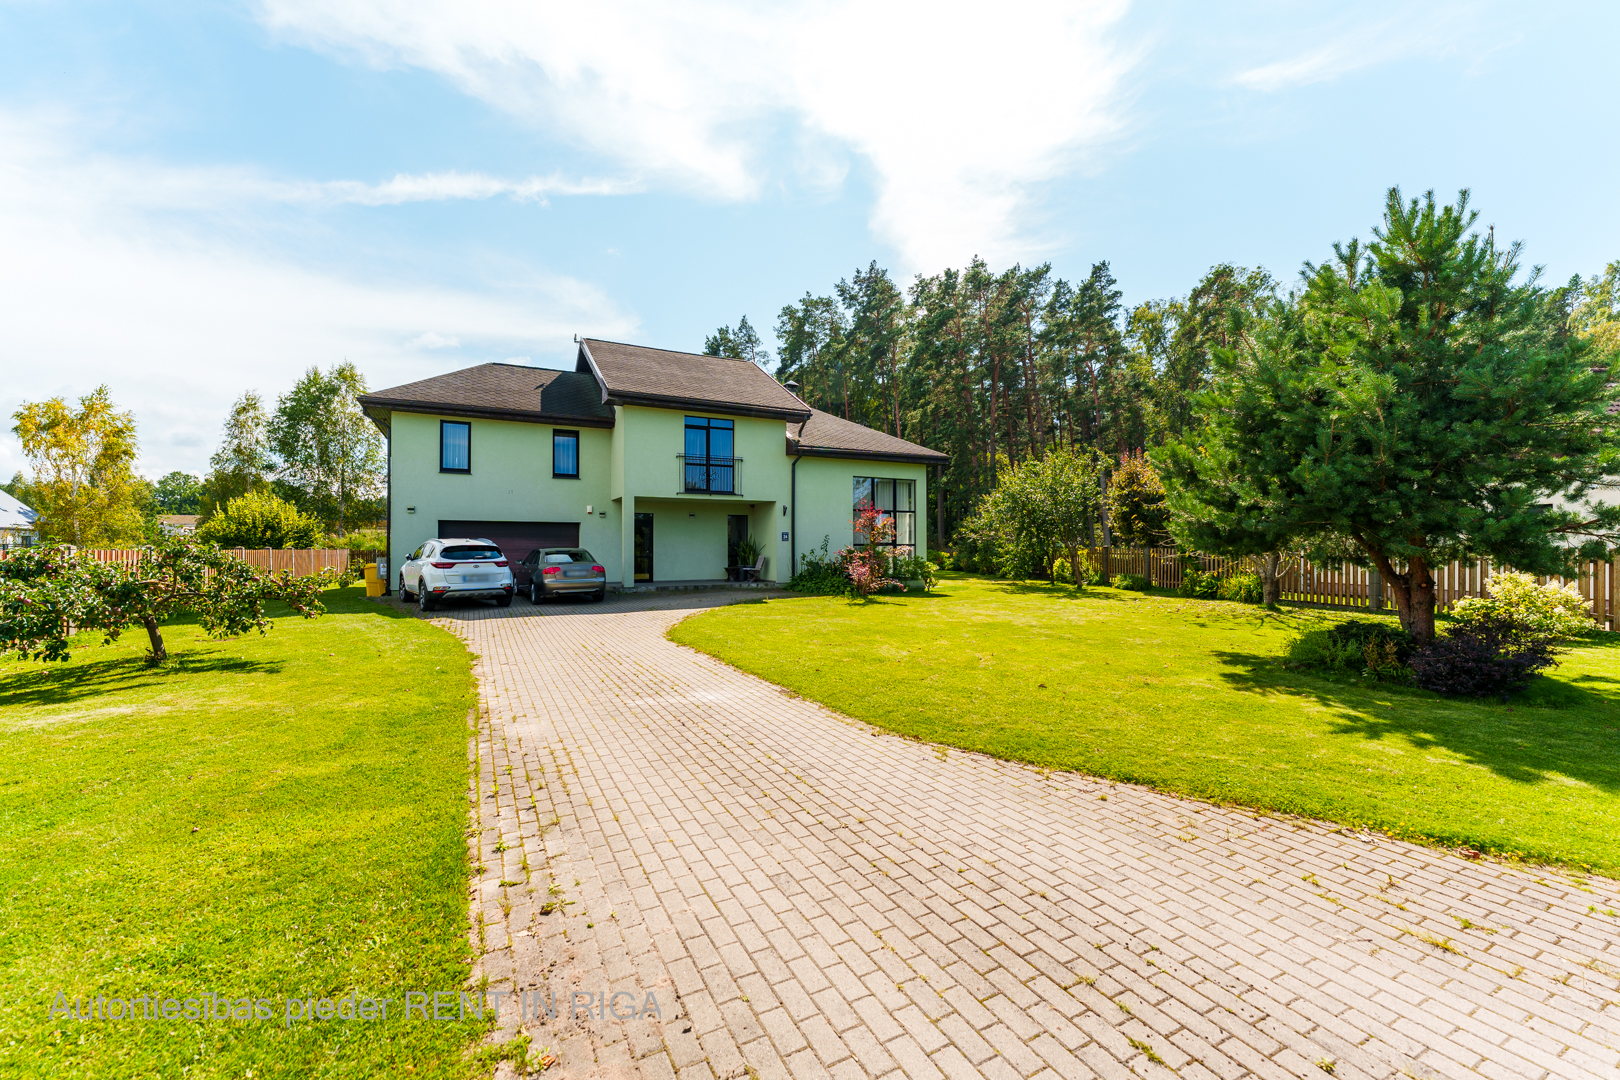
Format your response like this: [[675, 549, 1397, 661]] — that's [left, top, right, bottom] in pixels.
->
[[358, 339, 948, 591]]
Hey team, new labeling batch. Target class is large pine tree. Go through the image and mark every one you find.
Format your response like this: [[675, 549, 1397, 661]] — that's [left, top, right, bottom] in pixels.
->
[[1160, 189, 1620, 642]]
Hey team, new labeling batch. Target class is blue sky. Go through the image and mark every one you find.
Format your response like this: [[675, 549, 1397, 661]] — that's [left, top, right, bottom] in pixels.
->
[[2, 0, 1617, 479]]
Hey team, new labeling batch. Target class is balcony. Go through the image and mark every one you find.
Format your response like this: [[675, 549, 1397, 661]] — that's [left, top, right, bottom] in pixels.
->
[[678, 454, 740, 495]]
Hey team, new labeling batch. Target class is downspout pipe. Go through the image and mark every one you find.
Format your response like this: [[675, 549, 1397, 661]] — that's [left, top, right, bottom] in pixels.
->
[[791, 451, 801, 577]]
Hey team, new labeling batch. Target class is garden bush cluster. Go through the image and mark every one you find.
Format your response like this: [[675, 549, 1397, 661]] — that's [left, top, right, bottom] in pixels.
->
[[788, 511, 938, 598], [1286, 575, 1589, 696]]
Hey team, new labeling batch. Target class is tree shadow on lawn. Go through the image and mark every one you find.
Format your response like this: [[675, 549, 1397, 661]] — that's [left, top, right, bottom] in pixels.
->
[[1212, 649, 1620, 793], [0, 650, 284, 709]]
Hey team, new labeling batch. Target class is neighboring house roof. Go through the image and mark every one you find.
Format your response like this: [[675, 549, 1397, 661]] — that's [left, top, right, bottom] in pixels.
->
[[790, 408, 950, 465], [578, 339, 812, 421], [0, 490, 37, 532], [159, 515, 199, 527], [358, 363, 615, 432]]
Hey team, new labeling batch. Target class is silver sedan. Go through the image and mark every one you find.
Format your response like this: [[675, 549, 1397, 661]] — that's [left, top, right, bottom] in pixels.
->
[[519, 548, 608, 603]]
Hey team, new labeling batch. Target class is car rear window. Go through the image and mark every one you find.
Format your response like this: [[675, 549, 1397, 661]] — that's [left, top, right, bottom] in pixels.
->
[[441, 545, 504, 561], [543, 550, 595, 564]]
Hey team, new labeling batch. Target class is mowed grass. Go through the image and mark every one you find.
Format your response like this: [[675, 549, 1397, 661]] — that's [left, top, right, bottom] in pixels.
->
[[0, 588, 485, 1078], [670, 575, 1620, 876]]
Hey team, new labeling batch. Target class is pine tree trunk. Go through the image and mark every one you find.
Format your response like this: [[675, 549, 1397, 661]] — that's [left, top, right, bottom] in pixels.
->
[[1261, 551, 1282, 606], [141, 615, 167, 664], [1386, 556, 1438, 643]]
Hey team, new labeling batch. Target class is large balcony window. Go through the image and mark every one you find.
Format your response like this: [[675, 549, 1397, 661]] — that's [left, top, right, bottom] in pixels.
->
[[683, 416, 736, 494]]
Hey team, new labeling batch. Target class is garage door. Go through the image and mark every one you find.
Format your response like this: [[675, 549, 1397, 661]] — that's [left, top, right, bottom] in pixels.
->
[[438, 520, 580, 565]]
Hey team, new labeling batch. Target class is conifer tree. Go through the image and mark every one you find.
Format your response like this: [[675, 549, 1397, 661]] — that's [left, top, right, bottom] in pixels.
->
[[1159, 189, 1620, 642]]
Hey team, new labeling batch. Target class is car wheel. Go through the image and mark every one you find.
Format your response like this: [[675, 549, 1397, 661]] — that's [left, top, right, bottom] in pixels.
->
[[593, 588, 606, 602], [399, 573, 414, 602], [496, 592, 513, 608], [418, 585, 436, 612], [529, 581, 541, 604]]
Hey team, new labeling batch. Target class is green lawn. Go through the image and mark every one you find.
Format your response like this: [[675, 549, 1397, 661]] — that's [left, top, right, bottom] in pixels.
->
[[670, 574, 1620, 876], [0, 588, 487, 1078]]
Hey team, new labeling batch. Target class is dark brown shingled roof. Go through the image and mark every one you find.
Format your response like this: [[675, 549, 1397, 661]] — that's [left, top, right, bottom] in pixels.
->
[[358, 363, 613, 432], [579, 338, 811, 421], [789, 408, 948, 465]]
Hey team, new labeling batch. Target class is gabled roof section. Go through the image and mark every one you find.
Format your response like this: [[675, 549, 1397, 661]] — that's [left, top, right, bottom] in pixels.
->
[[578, 338, 812, 421], [358, 363, 614, 433], [0, 489, 36, 531], [790, 408, 949, 465]]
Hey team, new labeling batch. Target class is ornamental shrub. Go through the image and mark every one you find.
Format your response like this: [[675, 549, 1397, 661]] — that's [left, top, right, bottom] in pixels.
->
[[1114, 573, 1150, 592], [890, 553, 939, 591], [788, 537, 848, 595], [1217, 572, 1263, 604], [1052, 552, 1099, 586], [1449, 571, 1592, 640], [1178, 567, 1219, 598], [1408, 615, 1559, 697], [1285, 619, 1414, 681], [196, 490, 321, 549]]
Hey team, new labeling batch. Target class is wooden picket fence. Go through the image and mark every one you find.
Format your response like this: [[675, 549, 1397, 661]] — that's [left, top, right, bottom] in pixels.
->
[[1089, 546, 1620, 629], [2, 547, 351, 576]]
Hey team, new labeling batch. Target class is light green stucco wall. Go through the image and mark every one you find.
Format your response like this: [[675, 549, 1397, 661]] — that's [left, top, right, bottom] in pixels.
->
[[790, 456, 929, 573], [385, 404, 931, 590], [387, 412, 618, 580], [614, 405, 792, 586]]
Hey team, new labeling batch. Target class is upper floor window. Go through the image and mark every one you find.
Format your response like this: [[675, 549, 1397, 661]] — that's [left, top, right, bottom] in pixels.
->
[[553, 430, 580, 478], [683, 416, 735, 494], [440, 421, 470, 472], [854, 477, 915, 548]]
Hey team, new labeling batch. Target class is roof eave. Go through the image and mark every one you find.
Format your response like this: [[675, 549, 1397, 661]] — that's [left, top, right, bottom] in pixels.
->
[[790, 442, 949, 466], [356, 395, 615, 429], [610, 391, 811, 422]]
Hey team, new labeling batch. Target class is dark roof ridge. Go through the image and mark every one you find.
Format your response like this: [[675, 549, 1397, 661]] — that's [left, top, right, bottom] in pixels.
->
[[582, 336, 761, 366]]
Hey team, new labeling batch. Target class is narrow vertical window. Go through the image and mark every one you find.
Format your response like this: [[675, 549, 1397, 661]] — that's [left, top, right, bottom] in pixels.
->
[[553, 430, 579, 478], [440, 421, 471, 472]]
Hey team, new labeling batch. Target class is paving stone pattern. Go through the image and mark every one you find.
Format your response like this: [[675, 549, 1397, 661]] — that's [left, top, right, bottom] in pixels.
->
[[431, 592, 1620, 1080]]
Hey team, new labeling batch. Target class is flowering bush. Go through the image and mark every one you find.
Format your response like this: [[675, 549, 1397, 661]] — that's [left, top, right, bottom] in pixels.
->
[[1450, 571, 1593, 640], [842, 507, 905, 598], [787, 537, 848, 595]]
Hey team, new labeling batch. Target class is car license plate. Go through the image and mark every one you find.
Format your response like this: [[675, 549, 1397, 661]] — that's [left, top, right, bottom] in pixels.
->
[[564, 569, 587, 578], [458, 574, 491, 584]]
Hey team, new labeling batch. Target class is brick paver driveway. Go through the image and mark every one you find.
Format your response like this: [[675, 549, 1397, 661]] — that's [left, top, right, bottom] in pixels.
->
[[433, 591, 1620, 1080]]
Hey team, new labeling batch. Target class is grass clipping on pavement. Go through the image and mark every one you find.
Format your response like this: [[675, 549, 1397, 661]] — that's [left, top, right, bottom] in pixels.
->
[[670, 574, 1620, 876], [0, 587, 482, 1078]]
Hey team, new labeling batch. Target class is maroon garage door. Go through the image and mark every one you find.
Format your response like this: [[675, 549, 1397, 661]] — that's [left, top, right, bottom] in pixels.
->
[[438, 520, 580, 566]]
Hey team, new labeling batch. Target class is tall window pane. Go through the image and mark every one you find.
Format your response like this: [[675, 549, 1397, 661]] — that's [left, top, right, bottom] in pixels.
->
[[441, 421, 470, 472], [553, 431, 579, 478], [895, 480, 914, 512]]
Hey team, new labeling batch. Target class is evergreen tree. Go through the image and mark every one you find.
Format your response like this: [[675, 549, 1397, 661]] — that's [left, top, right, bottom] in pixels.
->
[[703, 316, 772, 368], [1159, 189, 1620, 642]]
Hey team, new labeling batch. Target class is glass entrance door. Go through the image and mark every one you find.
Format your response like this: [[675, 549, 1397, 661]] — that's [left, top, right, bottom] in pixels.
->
[[634, 513, 654, 581]]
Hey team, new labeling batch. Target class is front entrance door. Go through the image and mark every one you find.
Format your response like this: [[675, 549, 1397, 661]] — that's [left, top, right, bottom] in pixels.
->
[[634, 513, 654, 581], [727, 514, 748, 572]]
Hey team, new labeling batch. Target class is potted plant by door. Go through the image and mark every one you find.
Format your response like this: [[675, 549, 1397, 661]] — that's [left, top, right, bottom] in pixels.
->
[[733, 534, 762, 582]]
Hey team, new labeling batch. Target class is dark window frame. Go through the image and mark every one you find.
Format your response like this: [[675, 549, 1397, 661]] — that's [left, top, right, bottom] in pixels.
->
[[683, 415, 737, 494], [553, 429, 580, 479], [853, 476, 917, 549], [440, 420, 471, 473]]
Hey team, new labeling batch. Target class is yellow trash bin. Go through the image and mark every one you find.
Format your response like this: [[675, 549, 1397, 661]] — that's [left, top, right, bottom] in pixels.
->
[[364, 562, 384, 598]]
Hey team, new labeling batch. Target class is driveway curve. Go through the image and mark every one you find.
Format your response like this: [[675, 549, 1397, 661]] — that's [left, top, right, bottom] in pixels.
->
[[433, 591, 1620, 1080]]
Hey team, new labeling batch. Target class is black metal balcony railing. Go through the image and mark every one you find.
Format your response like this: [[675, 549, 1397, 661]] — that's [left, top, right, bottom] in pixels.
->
[[679, 454, 739, 495]]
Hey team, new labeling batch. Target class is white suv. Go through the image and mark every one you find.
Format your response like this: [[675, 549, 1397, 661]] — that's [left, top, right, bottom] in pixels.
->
[[398, 538, 515, 611]]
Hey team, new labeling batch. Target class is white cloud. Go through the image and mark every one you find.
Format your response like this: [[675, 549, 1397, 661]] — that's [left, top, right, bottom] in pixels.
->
[[407, 331, 461, 350], [1232, 12, 1461, 93], [257, 0, 1136, 269], [0, 115, 638, 479]]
